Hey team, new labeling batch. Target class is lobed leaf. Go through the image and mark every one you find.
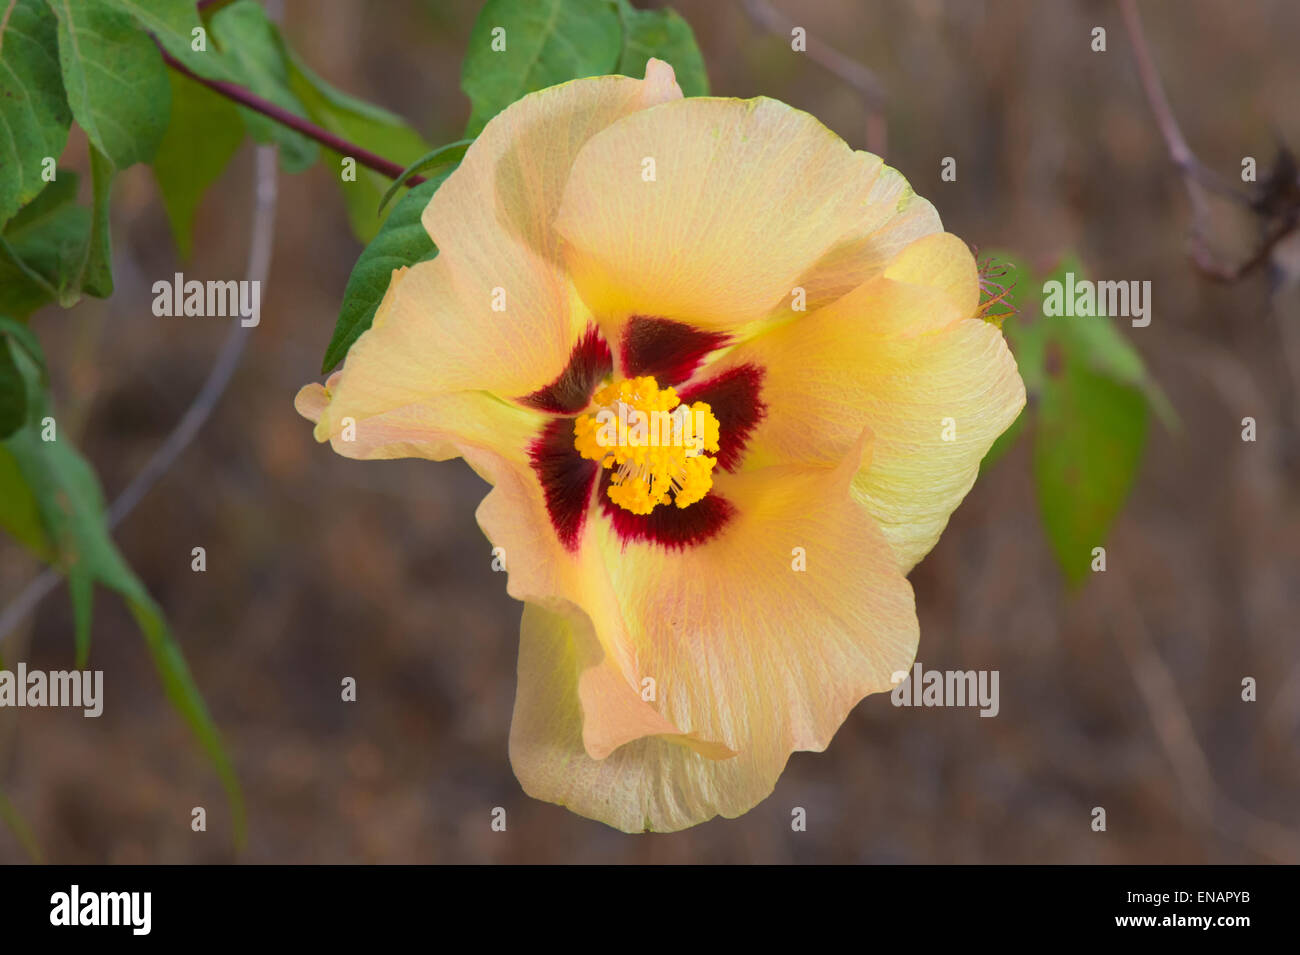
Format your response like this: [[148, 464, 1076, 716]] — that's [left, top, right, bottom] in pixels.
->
[[0, 173, 89, 316], [615, 0, 707, 96], [0, 0, 71, 226], [105, 0, 237, 82], [461, 0, 622, 136], [47, 0, 170, 169]]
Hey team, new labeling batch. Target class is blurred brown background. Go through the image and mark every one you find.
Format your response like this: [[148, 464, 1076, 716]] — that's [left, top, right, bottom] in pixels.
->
[[1, 0, 1297, 863]]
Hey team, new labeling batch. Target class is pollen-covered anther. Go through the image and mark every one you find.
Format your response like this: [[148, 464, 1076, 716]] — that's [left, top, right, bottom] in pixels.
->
[[573, 375, 721, 515]]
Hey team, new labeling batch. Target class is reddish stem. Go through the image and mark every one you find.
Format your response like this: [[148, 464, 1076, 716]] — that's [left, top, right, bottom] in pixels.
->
[[158, 45, 426, 185]]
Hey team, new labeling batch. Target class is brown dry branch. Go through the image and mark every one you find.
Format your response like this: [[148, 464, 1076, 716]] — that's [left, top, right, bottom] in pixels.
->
[[739, 0, 889, 156], [0, 144, 280, 646], [1119, 0, 1299, 283]]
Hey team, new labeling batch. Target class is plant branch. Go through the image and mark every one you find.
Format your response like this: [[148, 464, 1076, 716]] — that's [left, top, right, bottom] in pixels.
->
[[1119, 0, 1297, 282], [156, 44, 425, 185], [0, 143, 280, 647], [739, 0, 888, 156]]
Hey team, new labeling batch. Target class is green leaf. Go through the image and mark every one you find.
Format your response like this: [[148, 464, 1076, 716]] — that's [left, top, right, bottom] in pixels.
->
[[152, 69, 244, 258], [0, 335, 26, 438], [47, 0, 170, 169], [285, 55, 429, 243], [127, 585, 246, 847], [105, 0, 236, 82], [0, 788, 44, 863], [975, 251, 1165, 586], [615, 0, 707, 96], [0, 341, 245, 842], [321, 171, 452, 372], [0, 444, 54, 559], [0, 152, 113, 314], [376, 138, 471, 215], [0, 173, 89, 315], [999, 252, 1173, 422], [1033, 355, 1147, 588], [1043, 256, 1177, 429], [0, 314, 45, 375], [0, 0, 72, 226], [978, 404, 1025, 474], [208, 0, 316, 173], [78, 143, 113, 299], [461, 0, 622, 137]]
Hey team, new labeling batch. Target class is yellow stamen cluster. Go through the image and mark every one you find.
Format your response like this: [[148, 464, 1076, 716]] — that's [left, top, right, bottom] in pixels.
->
[[573, 376, 721, 515]]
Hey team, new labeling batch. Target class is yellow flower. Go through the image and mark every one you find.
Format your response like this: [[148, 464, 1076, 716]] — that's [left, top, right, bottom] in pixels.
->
[[295, 60, 1025, 832]]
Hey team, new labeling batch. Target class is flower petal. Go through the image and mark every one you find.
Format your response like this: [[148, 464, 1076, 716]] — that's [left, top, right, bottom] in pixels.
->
[[555, 97, 895, 341], [706, 234, 1025, 569], [297, 62, 683, 462], [846, 318, 1024, 570], [416, 61, 682, 398], [466, 440, 730, 763], [294, 366, 540, 466], [509, 434, 919, 832], [791, 161, 944, 312], [618, 316, 729, 386]]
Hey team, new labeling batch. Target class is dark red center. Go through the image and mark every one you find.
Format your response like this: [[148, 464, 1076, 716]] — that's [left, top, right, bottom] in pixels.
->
[[518, 318, 765, 552]]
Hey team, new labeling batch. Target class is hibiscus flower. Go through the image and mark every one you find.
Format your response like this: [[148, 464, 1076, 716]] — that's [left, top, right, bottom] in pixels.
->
[[296, 59, 1025, 832]]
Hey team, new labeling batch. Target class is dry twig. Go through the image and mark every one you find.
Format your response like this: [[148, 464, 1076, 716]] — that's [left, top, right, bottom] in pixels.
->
[[1119, 0, 1299, 282], [739, 0, 889, 156]]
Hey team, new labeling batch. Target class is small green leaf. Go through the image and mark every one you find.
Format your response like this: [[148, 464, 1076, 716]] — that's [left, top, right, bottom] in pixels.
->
[[105, 0, 236, 82], [152, 70, 245, 258], [322, 172, 452, 372], [0, 444, 54, 559], [0, 788, 44, 863], [1033, 356, 1147, 587], [47, 0, 171, 169], [376, 139, 472, 215], [0, 0, 72, 226], [208, 0, 317, 173], [127, 586, 245, 847], [285, 54, 429, 243], [0, 152, 113, 314], [0, 315, 46, 449], [1, 340, 245, 843], [1042, 256, 1178, 429], [0, 315, 46, 376], [0, 336, 26, 438], [978, 404, 1025, 474], [461, 0, 622, 136], [0, 173, 89, 316], [77, 143, 114, 300], [615, 0, 707, 96], [975, 250, 1164, 586]]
